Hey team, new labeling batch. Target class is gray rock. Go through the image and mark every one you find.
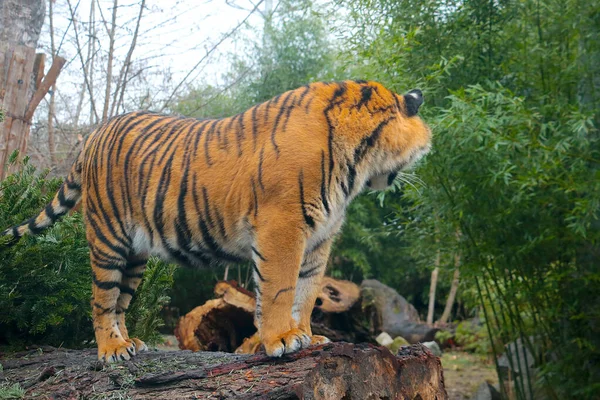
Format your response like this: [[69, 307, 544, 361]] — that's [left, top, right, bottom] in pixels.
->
[[472, 382, 502, 400], [375, 332, 393, 347], [422, 341, 442, 357]]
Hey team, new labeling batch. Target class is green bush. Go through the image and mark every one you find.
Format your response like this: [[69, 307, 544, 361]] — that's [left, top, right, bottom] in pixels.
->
[[0, 155, 174, 348]]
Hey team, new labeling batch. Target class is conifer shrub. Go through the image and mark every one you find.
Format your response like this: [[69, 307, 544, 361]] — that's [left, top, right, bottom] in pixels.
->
[[0, 154, 174, 348]]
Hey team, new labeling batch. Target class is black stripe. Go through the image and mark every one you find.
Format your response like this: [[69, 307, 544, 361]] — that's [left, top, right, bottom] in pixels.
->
[[299, 266, 321, 279], [251, 178, 258, 218], [204, 120, 219, 166], [273, 286, 294, 302], [88, 168, 131, 250], [65, 178, 81, 191], [11, 226, 20, 238], [356, 85, 373, 109], [298, 171, 315, 229], [92, 273, 121, 291], [296, 85, 311, 108], [27, 217, 45, 235], [123, 271, 144, 279], [353, 117, 392, 165], [346, 164, 357, 196], [270, 91, 294, 156], [258, 146, 265, 191], [251, 246, 266, 261], [214, 207, 228, 240], [57, 185, 77, 208], [251, 105, 259, 151], [126, 259, 147, 269], [119, 285, 136, 296], [45, 203, 59, 221], [93, 303, 114, 315], [323, 83, 348, 188], [320, 151, 330, 214], [235, 113, 245, 157], [253, 264, 266, 282], [193, 120, 211, 157]]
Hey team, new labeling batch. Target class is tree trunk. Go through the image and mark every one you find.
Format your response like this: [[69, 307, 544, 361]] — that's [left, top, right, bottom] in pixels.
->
[[0, 343, 448, 399], [438, 264, 460, 325], [427, 266, 439, 325], [0, 0, 46, 179], [47, 0, 57, 166]]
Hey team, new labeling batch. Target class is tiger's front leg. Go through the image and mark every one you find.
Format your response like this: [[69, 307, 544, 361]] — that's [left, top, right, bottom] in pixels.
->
[[293, 238, 333, 346], [253, 215, 311, 357]]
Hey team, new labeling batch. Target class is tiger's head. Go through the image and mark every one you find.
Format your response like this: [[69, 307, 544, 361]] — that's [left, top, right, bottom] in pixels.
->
[[334, 81, 432, 191], [365, 86, 431, 190]]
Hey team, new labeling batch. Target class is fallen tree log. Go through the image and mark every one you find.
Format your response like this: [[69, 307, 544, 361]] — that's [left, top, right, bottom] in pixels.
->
[[0, 342, 448, 399], [176, 279, 439, 354]]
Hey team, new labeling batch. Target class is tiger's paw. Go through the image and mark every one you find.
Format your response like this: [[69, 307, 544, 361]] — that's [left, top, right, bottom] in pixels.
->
[[128, 337, 148, 353], [310, 334, 331, 346], [98, 338, 137, 363], [263, 328, 311, 357]]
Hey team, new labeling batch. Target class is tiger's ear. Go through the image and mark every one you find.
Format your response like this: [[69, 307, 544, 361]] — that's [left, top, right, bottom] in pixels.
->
[[404, 89, 423, 117]]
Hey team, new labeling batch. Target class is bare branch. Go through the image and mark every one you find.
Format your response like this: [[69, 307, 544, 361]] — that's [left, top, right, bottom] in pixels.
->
[[102, 0, 119, 123], [160, 0, 264, 112], [111, 0, 145, 117], [66, 0, 100, 123]]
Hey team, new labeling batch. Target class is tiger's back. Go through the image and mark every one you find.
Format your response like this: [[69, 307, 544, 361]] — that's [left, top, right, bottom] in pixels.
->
[[4, 80, 432, 361]]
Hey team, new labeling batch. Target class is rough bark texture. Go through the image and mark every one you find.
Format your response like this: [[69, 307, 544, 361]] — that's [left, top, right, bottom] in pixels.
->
[[0, 0, 45, 50], [0, 343, 448, 399]]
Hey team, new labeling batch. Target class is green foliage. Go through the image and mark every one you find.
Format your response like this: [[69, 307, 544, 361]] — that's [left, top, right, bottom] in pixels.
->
[[127, 258, 177, 345], [0, 383, 25, 400], [454, 320, 492, 356], [0, 156, 92, 348], [0, 155, 175, 348]]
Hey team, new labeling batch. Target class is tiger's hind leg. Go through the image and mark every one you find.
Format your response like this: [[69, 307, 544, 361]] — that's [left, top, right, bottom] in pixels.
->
[[115, 258, 149, 354], [89, 243, 136, 362]]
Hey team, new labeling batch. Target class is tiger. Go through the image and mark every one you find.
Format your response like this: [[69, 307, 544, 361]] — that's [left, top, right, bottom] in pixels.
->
[[2, 80, 431, 362]]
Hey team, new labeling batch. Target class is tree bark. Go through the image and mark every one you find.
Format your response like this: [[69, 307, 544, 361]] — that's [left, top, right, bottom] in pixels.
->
[[438, 265, 460, 325], [0, 0, 46, 179], [0, 343, 448, 399], [427, 266, 439, 325], [47, 0, 57, 166]]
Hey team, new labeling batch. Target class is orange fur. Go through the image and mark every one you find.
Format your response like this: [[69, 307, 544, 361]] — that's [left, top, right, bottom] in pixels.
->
[[3, 80, 431, 361]]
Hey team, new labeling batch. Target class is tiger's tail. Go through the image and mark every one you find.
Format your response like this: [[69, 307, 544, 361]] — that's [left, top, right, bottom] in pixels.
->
[[2, 152, 84, 239]]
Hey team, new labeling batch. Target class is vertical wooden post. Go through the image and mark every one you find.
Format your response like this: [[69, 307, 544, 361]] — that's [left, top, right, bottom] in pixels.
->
[[0, 46, 65, 179], [0, 45, 36, 179]]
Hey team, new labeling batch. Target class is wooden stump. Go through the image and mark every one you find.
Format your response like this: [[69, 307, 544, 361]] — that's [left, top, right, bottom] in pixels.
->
[[0, 342, 448, 399]]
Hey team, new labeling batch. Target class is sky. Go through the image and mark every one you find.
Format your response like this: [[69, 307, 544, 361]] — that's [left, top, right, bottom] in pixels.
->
[[37, 0, 268, 122]]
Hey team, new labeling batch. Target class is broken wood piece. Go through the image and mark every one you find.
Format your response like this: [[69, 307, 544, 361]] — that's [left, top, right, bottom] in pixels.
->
[[174, 281, 257, 353], [315, 276, 361, 313]]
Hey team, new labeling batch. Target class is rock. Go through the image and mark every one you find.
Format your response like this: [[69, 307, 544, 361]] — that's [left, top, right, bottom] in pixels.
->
[[361, 280, 438, 343], [387, 336, 410, 354], [497, 337, 535, 375], [472, 382, 502, 400], [422, 341, 442, 357], [376, 332, 394, 346]]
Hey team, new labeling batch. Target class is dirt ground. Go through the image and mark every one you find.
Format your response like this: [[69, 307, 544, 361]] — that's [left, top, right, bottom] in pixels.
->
[[441, 351, 498, 399]]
